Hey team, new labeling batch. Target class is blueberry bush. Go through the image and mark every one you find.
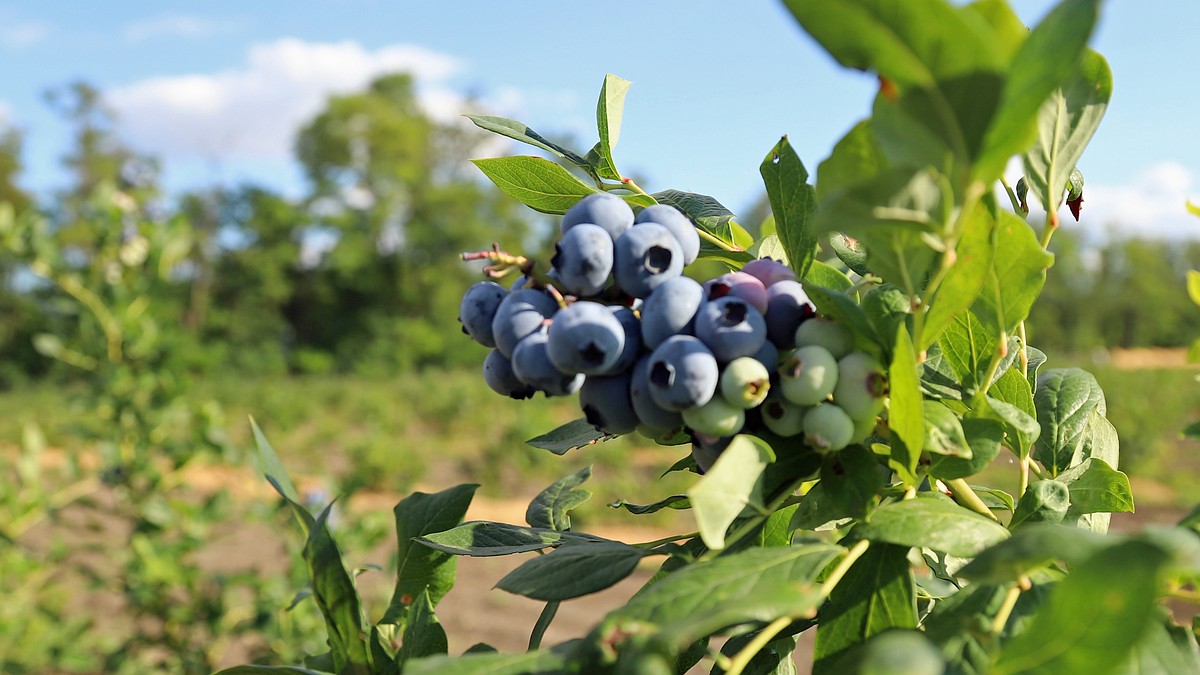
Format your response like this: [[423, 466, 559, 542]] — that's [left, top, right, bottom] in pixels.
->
[[223, 1, 1200, 673]]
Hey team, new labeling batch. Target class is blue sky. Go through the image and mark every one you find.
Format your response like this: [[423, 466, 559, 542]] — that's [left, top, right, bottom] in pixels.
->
[[2, 1, 1198, 238]]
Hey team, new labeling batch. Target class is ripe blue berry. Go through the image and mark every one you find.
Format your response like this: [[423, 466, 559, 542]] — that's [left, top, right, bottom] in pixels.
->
[[511, 330, 584, 397], [613, 223, 684, 298], [630, 355, 685, 433], [482, 349, 535, 400], [607, 306, 642, 374], [646, 335, 720, 411], [546, 301, 626, 375], [635, 204, 699, 265], [580, 372, 640, 435], [459, 281, 508, 348], [694, 296, 767, 363], [764, 280, 816, 349], [492, 289, 558, 358], [561, 192, 634, 240], [552, 223, 613, 296], [640, 276, 704, 348]]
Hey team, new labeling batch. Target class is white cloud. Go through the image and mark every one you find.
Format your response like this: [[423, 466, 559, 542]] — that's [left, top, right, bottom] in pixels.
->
[[107, 38, 463, 162], [1074, 162, 1199, 240], [1002, 159, 1200, 241], [0, 100, 10, 128], [0, 21, 48, 49], [123, 14, 243, 42]]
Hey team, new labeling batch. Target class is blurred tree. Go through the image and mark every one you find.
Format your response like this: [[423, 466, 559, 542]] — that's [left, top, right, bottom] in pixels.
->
[[290, 73, 535, 371]]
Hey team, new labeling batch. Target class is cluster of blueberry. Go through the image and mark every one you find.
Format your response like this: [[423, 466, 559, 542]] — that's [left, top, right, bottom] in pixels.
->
[[458, 193, 887, 465]]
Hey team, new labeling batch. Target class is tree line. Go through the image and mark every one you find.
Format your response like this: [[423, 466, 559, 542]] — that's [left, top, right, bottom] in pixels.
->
[[1, 76, 1197, 388]]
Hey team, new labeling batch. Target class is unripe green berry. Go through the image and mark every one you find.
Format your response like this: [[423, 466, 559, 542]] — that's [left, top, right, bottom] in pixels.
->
[[779, 345, 839, 406], [803, 403, 855, 452], [682, 395, 745, 437], [795, 317, 852, 358], [850, 413, 878, 444], [719, 356, 771, 409], [833, 351, 888, 421], [760, 396, 808, 437]]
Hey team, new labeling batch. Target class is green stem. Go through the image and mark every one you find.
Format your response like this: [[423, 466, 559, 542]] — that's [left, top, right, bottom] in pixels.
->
[[991, 583, 1022, 634], [528, 601, 560, 650], [5, 475, 102, 540], [912, 182, 984, 356], [1018, 456, 1031, 498], [723, 616, 792, 675], [632, 531, 699, 550], [1040, 209, 1058, 249], [999, 175, 1024, 215], [695, 227, 741, 253], [724, 539, 871, 675], [621, 177, 650, 196], [945, 478, 1000, 522]]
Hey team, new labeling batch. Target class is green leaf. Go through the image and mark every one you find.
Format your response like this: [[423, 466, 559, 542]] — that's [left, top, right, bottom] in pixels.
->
[[748, 233, 789, 267], [601, 542, 842, 650], [1022, 49, 1112, 219], [861, 284, 911, 349], [782, 0, 1001, 89], [977, 395, 1040, 459], [1009, 480, 1070, 530], [1188, 270, 1200, 306], [759, 503, 801, 548], [525, 418, 614, 455], [919, 201, 995, 352], [397, 589, 447, 664], [1121, 612, 1200, 675], [820, 445, 885, 520], [471, 156, 597, 214], [828, 233, 872, 278], [923, 400, 971, 458], [251, 418, 315, 536], [1058, 458, 1134, 517], [608, 494, 690, 515], [652, 189, 755, 267], [813, 543, 917, 674], [404, 643, 577, 675], [977, 0, 1102, 182], [936, 311, 999, 396], [856, 498, 1009, 557], [760, 136, 819, 278], [816, 119, 886, 203], [992, 541, 1168, 675], [526, 466, 592, 531], [465, 115, 591, 170], [803, 259, 855, 293], [686, 435, 773, 550], [887, 328, 924, 484], [415, 521, 604, 557], [930, 418, 1004, 481], [216, 662, 336, 667], [990, 366, 1036, 419], [594, 74, 632, 181], [811, 167, 951, 297], [496, 541, 649, 601], [1032, 368, 1106, 476], [382, 484, 477, 626], [958, 523, 1109, 584], [792, 481, 852, 532], [972, 209, 1054, 337], [304, 505, 371, 673], [804, 284, 878, 352]]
